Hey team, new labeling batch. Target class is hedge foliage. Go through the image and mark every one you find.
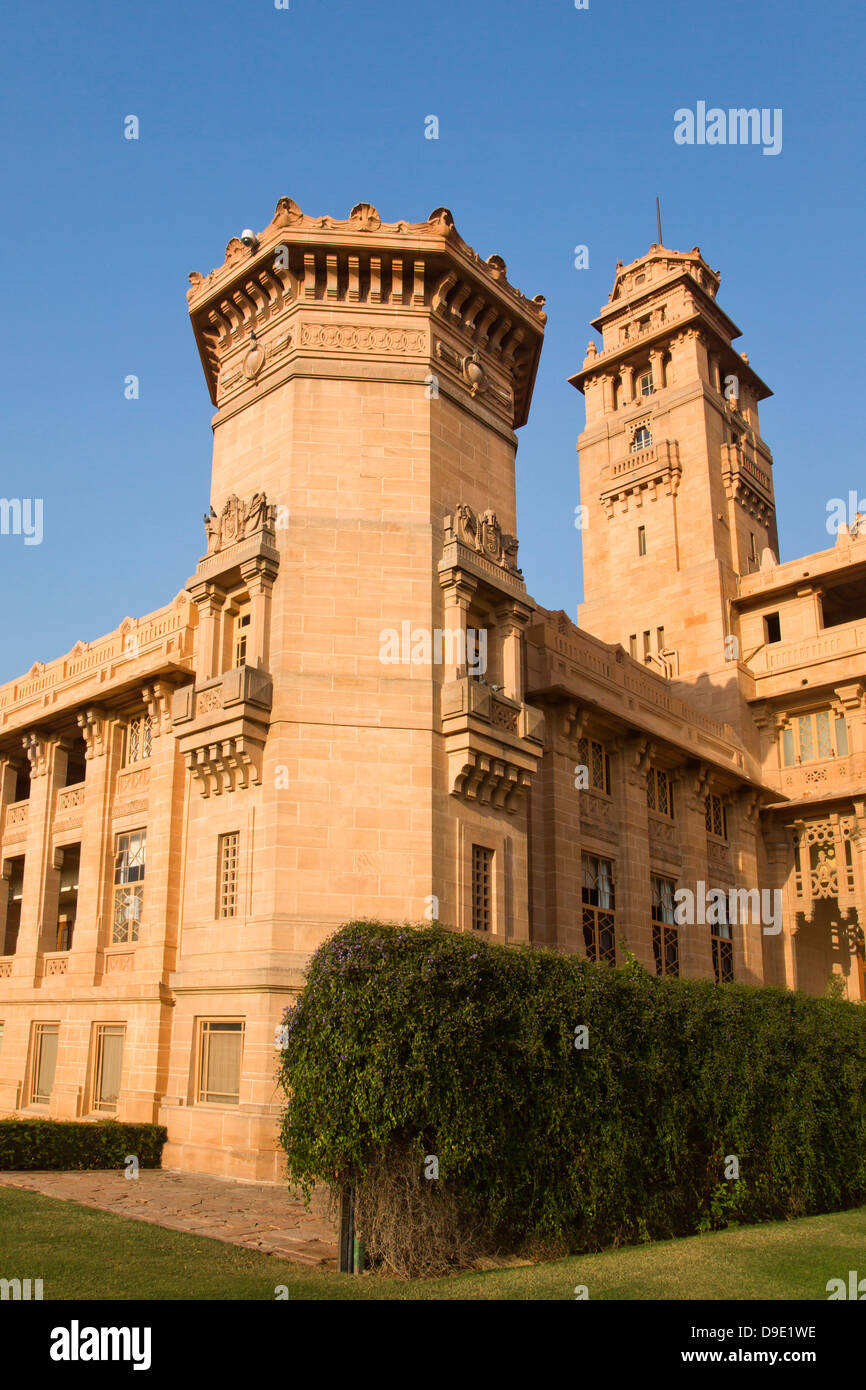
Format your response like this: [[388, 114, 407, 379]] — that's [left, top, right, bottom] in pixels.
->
[[0, 1120, 167, 1171], [278, 921, 866, 1256]]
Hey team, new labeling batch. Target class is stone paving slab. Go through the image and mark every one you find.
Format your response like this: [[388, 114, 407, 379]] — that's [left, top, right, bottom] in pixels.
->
[[0, 1169, 338, 1269]]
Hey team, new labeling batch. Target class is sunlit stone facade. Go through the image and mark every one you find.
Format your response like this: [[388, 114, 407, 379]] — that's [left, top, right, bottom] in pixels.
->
[[0, 203, 863, 1179]]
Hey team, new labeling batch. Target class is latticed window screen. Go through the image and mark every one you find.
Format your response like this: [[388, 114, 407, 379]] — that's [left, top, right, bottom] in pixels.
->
[[704, 793, 728, 839], [30, 1023, 59, 1105], [651, 874, 679, 977], [198, 1021, 244, 1105], [781, 710, 849, 766], [577, 737, 611, 794], [93, 1025, 125, 1112], [711, 918, 734, 985], [581, 854, 616, 965], [218, 833, 240, 918], [113, 830, 146, 944], [124, 714, 152, 766], [647, 767, 674, 818], [471, 845, 494, 932]]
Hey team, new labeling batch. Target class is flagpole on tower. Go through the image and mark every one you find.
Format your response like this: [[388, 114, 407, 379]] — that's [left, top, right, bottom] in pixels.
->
[[656, 197, 663, 246]]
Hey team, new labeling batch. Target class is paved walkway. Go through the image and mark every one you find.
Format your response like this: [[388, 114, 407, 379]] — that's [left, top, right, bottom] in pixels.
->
[[0, 1169, 338, 1268]]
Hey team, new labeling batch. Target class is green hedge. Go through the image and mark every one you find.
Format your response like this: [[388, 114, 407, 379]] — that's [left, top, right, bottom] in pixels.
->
[[278, 921, 866, 1253], [0, 1120, 167, 1171]]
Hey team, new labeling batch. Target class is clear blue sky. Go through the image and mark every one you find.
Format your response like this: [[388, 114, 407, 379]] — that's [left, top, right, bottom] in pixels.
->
[[0, 0, 863, 683]]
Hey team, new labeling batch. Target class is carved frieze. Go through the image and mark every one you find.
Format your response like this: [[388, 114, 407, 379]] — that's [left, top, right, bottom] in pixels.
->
[[204, 492, 276, 556], [444, 503, 521, 576]]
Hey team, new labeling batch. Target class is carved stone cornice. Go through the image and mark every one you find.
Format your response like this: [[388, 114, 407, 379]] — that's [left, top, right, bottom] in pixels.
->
[[187, 197, 546, 428], [185, 737, 264, 798], [626, 736, 656, 788], [440, 505, 526, 599], [22, 731, 50, 777], [76, 707, 107, 760], [142, 682, 173, 737], [190, 490, 281, 591], [449, 750, 532, 814]]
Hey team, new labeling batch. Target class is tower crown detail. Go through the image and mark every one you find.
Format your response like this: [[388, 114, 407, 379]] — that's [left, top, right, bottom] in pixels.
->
[[187, 197, 547, 428], [569, 242, 771, 406]]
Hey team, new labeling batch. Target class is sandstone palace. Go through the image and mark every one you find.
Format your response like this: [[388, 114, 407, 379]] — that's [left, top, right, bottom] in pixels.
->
[[0, 199, 864, 1180]]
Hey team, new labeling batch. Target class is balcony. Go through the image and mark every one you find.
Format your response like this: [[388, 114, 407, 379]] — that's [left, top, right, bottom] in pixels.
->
[[776, 753, 866, 803], [173, 665, 273, 797], [441, 678, 544, 813], [55, 781, 85, 829], [600, 440, 681, 517], [747, 620, 866, 685]]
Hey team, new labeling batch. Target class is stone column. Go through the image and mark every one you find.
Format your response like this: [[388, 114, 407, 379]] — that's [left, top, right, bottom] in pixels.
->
[[728, 789, 764, 985], [438, 573, 477, 684], [14, 731, 66, 986], [615, 735, 655, 968], [188, 581, 227, 683], [619, 363, 635, 406], [68, 707, 117, 989], [649, 348, 666, 392], [764, 821, 797, 991], [0, 758, 22, 955], [495, 598, 533, 704], [240, 557, 278, 672], [676, 765, 715, 980]]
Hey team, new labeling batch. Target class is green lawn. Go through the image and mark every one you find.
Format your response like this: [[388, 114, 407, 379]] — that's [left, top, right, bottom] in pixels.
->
[[1, 1185, 862, 1300]]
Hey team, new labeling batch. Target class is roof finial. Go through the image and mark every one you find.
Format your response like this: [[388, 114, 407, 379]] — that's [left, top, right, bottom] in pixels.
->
[[655, 196, 663, 247]]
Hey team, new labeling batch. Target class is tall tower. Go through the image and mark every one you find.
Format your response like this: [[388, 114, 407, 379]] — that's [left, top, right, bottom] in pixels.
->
[[572, 244, 777, 734], [160, 198, 547, 1171]]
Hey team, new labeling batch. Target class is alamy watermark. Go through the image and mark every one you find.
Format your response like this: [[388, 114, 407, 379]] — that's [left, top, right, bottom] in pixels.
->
[[674, 102, 782, 156], [0, 498, 43, 546], [378, 623, 487, 676], [674, 880, 782, 935]]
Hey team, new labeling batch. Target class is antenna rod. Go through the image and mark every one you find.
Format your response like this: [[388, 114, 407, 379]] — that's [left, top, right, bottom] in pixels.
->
[[656, 197, 663, 245]]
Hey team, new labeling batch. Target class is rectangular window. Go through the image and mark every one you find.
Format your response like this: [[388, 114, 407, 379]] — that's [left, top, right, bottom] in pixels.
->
[[577, 737, 611, 794], [711, 915, 734, 985], [92, 1025, 125, 1113], [704, 794, 728, 840], [471, 845, 494, 933], [234, 603, 251, 668], [218, 833, 240, 919], [656, 626, 665, 653], [643, 630, 651, 663], [651, 876, 679, 978], [113, 830, 146, 945], [782, 710, 849, 766], [638, 370, 654, 397], [198, 1020, 244, 1105], [56, 844, 80, 952], [764, 612, 781, 644], [647, 767, 674, 818], [30, 1023, 59, 1106], [629, 634, 638, 660], [581, 855, 616, 965], [3, 857, 24, 956], [638, 525, 646, 556], [749, 533, 757, 563], [123, 714, 152, 767]]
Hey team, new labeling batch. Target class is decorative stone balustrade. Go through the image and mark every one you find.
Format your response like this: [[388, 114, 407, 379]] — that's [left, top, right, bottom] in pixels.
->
[[3, 799, 29, 842]]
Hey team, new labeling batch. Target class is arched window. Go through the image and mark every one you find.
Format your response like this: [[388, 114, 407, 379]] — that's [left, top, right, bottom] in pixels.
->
[[631, 425, 652, 453]]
